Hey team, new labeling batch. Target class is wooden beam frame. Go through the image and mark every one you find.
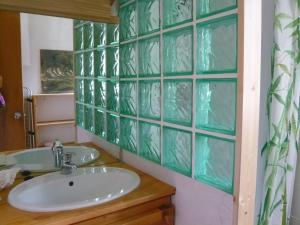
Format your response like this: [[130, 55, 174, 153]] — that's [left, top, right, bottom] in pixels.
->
[[234, 0, 262, 224], [0, 0, 118, 23]]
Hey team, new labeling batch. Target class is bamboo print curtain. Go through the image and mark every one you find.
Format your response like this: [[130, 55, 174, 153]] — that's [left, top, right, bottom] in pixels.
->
[[258, 0, 300, 224]]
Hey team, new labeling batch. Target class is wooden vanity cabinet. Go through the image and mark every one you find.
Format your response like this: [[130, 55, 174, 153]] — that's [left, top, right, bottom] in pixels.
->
[[76, 197, 174, 225], [0, 144, 175, 225]]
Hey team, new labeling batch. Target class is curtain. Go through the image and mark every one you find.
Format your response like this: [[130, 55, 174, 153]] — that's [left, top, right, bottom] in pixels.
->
[[258, 0, 300, 225]]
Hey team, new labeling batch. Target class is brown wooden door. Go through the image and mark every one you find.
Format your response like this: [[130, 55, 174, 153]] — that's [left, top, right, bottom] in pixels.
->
[[0, 10, 26, 151]]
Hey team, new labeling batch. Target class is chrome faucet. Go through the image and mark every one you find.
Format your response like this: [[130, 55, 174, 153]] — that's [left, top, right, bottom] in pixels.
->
[[61, 152, 77, 175], [51, 139, 64, 168]]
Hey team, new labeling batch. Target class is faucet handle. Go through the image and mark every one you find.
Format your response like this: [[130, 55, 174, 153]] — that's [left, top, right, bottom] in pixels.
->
[[63, 152, 72, 164], [52, 139, 63, 148]]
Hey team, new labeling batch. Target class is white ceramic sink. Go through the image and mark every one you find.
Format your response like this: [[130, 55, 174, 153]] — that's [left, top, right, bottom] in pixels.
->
[[8, 167, 140, 212], [7, 146, 99, 172]]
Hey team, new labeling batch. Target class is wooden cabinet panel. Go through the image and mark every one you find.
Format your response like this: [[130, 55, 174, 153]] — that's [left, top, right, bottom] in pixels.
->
[[0, 0, 118, 23], [76, 198, 174, 225]]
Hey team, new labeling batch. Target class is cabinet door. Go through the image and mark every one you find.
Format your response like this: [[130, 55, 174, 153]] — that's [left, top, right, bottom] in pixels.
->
[[0, 10, 26, 151]]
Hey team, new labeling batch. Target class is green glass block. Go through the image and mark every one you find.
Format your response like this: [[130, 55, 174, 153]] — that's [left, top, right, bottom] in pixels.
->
[[95, 108, 106, 138], [164, 79, 192, 126], [120, 42, 137, 78], [107, 81, 119, 112], [138, 0, 160, 36], [197, 0, 237, 18], [74, 20, 83, 27], [196, 79, 236, 134], [76, 103, 84, 128], [84, 105, 94, 132], [107, 24, 119, 44], [195, 134, 235, 194], [138, 36, 160, 77], [163, 26, 193, 76], [118, 0, 127, 5], [119, 2, 137, 41], [139, 80, 160, 120], [120, 81, 137, 116], [84, 79, 94, 105], [163, 127, 192, 176], [75, 78, 84, 102], [139, 121, 161, 164], [94, 23, 106, 47], [84, 23, 94, 49], [107, 113, 120, 145], [84, 51, 94, 77], [75, 53, 84, 77], [163, 0, 192, 28], [75, 26, 84, 50], [120, 117, 137, 153], [94, 49, 106, 77], [107, 46, 119, 77], [94, 79, 106, 108], [196, 14, 237, 74]]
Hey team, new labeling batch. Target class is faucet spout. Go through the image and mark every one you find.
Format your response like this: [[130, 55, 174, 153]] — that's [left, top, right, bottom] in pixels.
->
[[51, 139, 64, 168], [61, 152, 77, 175]]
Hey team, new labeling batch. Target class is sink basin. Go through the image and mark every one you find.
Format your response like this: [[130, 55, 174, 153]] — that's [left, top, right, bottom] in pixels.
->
[[8, 167, 140, 212], [7, 146, 99, 172]]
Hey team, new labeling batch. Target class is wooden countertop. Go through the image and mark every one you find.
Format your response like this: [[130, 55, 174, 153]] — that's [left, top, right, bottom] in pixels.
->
[[0, 143, 175, 225]]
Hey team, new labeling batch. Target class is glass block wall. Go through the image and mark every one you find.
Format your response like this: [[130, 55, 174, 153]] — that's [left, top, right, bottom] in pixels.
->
[[74, 0, 238, 194]]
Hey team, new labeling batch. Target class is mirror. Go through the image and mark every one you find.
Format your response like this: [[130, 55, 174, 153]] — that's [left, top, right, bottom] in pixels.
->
[[0, 12, 85, 152]]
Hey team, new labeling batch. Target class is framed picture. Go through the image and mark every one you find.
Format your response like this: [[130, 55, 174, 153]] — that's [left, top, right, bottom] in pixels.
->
[[40, 49, 74, 93]]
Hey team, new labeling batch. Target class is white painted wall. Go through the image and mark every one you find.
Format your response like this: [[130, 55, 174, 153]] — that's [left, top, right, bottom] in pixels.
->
[[254, 0, 274, 223], [20, 13, 73, 94], [77, 127, 233, 225]]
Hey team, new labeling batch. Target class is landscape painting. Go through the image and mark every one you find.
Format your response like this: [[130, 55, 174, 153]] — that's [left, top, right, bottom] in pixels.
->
[[40, 50, 74, 93]]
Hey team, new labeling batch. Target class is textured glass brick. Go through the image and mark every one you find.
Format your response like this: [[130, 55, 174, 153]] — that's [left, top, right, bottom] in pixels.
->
[[75, 78, 84, 102], [138, 0, 160, 36], [94, 23, 106, 47], [163, 26, 193, 76], [94, 49, 106, 77], [118, 0, 127, 5], [107, 81, 119, 112], [75, 26, 84, 50], [119, 2, 137, 41], [107, 113, 120, 145], [76, 103, 84, 128], [120, 42, 137, 77], [120, 81, 137, 116], [94, 79, 106, 108], [164, 79, 192, 126], [138, 36, 160, 77], [84, 105, 94, 132], [120, 117, 137, 153], [196, 14, 237, 74], [84, 51, 94, 77], [75, 53, 84, 77], [163, 0, 192, 28], [95, 108, 106, 138], [107, 46, 119, 77], [163, 127, 192, 176], [196, 79, 236, 134], [197, 0, 237, 18], [74, 20, 83, 27], [84, 79, 94, 105], [139, 121, 161, 164], [139, 80, 161, 120], [84, 23, 94, 49], [195, 134, 235, 194], [107, 24, 119, 44]]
